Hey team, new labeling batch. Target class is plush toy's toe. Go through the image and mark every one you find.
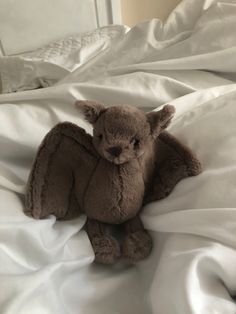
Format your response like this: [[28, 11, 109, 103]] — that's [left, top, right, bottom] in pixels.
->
[[122, 231, 152, 262], [91, 236, 121, 264]]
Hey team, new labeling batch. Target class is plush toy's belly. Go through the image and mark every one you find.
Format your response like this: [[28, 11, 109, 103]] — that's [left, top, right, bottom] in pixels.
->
[[83, 159, 145, 224]]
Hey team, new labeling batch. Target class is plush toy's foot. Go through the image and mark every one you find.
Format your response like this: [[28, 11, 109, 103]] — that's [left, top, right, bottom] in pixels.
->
[[86, 218, 121, 264], [122, 215, 152, 262], [122, 230, 152, 262], [91, 235, 121, 264]]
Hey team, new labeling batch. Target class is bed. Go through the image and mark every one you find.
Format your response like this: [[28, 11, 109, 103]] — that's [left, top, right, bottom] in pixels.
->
[[1, 0, 236, 313]]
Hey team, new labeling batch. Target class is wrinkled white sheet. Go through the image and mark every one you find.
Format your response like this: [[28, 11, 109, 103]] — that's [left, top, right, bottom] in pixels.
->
[[0, 25, 128, 93], [1, 0, 236, 313]]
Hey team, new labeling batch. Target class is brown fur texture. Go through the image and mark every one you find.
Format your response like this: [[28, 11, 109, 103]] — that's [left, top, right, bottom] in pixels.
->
[[25, 101, 202, 264]]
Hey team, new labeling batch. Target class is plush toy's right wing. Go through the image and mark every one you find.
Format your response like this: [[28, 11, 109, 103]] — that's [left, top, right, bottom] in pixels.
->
[[25, 122, 98, 220]]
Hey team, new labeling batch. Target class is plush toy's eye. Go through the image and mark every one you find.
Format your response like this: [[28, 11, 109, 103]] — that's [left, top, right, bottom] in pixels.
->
[[130, 137, 140, 149], [97, 134, 103, 140]]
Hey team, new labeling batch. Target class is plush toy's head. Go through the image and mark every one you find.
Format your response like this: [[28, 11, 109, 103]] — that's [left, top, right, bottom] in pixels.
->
[[76, 101, 175, 165]]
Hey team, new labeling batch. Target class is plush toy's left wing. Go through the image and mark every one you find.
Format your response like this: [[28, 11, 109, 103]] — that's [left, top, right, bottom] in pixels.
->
[[144, 131, 202, 203], [25, 122, 99, 220]]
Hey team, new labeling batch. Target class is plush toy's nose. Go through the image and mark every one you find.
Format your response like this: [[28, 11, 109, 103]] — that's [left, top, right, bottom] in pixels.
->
[[107, 146, 122, 157]]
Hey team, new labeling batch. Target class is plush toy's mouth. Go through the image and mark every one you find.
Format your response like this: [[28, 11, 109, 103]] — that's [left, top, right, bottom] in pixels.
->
[[113, 158, 126, 165], [103, 150, 144, 165], [103, 152, 128, 165], [108, 156, 127, 165]]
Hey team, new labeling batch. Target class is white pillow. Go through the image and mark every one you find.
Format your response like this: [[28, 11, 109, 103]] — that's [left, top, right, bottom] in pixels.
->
[[0, 25, 129, 94]]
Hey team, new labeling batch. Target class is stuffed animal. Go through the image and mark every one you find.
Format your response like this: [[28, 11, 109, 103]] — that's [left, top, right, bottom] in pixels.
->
[[25, 101, 202, 264]]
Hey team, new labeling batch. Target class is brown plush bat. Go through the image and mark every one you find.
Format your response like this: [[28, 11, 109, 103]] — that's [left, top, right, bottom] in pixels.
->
[[25, 101, 202, 264]]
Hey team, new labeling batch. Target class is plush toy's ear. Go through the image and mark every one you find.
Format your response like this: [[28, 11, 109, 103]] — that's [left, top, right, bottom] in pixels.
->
[[75, 100, 106, 124], [146, 105, 175, 137]]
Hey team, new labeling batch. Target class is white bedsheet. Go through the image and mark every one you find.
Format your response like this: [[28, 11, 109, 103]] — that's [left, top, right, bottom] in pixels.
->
[[1, 0, 236, 313]]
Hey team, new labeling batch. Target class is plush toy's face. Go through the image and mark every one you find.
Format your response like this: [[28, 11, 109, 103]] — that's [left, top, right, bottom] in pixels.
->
[[76, 101, 175, 165], [93, 106, 151, 164]]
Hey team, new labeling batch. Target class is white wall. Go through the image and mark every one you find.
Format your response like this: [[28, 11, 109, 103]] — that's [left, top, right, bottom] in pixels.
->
[[121, 0, 182, 26]]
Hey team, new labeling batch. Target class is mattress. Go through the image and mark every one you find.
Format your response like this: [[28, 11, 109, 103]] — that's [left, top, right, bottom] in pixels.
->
[[1, 0, 236, 313]]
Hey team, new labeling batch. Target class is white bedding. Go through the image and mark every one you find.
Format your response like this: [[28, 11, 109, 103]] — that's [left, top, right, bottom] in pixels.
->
[[0, 25, 129, 93], [1, 0, 236, 313]]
